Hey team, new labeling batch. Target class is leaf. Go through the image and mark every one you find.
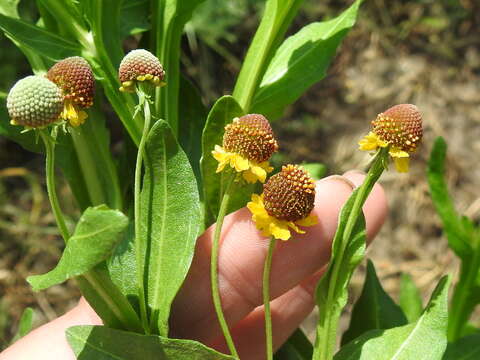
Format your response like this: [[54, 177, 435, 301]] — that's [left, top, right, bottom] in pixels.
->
[[251, 0, 362, 119], [0, 0, 19, 18], [11, 307, 34, 343], [27, 205, 128, 291], [334, 276, 451, 360], [140, 120, 201, 336], [200, 95, 256, 228], [274, 328, 313, 360], [178, 75, 208, 188], [399, 273, 423, 322], [313, 188, 367, 358], [427, 136, 471, 257], [67, 325, 235, 360], [120, 0, 150, 37], [302, 163, 327, 181], [342, 260, 408, 345], [0, 13, 80, 61], [232, 0, 305, 111], [443, 334, 480, 360]]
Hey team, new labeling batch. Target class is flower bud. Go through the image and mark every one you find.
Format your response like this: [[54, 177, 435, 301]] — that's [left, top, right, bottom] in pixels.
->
[[7, 75, 63, 128], [223, 114, 278, 163], [263, 164, 316, 222], [118, 49, 165, 92], [372, 104, 422, 153], [47, 56, 94, 109]]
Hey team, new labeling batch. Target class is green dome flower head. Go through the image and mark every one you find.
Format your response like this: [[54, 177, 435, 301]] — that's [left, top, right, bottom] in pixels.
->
[[118, 49, 165, 92], [47, 56, 95, 127], [7, 75, 63, 128]]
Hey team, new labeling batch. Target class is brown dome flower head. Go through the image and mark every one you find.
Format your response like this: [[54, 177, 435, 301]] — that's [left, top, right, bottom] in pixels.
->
[[7, 75, 63, 128], [359, 104, 423, 173], [247, 164, 317, 240], [118, 49, 165, 92], [47, 56, 95, 127], [212, 114, 279, 183]]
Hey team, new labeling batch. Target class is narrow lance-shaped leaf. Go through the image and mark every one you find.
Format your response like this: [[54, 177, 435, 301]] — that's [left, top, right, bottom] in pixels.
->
[[427, 136, 471, 257], [443, 334, 480, 360], [334, 276, 451, 360], [28, 205, 128, 291], [251, 0, 362, 120], [0, 13, 80, 61], [11, 307, 34, 343], [342, 260, 408, 345], [66, 325, 235, 360], [0, 0, 19, 18], [399, 273, 423, 323], [274, 328, 313, 360], [120, 0, 150, 37], [140, 120, 201, 336]]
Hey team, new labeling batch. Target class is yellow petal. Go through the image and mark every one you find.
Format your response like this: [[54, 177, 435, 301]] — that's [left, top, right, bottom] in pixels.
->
[[389, 147, 409, 158], [296, 213, 318, 227], [232, 154, 249, 172], [287, 222, 306, 234], [270, 220, 291, 241], [242, 169, 259, 183], [393, 157, 410, 173], [258, 161, 274, 174], [359, 132, 388, 151]]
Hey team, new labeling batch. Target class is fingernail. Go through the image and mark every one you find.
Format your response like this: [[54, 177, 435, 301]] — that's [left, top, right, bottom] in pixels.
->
[[320, 175, 356, 190], [343, 169, 366, 177]]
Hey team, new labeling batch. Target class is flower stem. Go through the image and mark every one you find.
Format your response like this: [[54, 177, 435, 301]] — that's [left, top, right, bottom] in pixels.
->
[[39, 130, 70, 243], [263, 237, 277, 360], [134, 86, 153, 334], [314, 147, 388, 360], [211, 174, 239, 359]]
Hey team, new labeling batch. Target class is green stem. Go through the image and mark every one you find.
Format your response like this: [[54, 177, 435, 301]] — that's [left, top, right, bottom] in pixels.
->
[[69, 127, 107, 206], [211, 174, 239, 359], [39, 130, 70, 242], [314, 147, 388, 360], [448, 234, 480, 341], [134, 87, 153, 334], [263, 237, 277, 360]]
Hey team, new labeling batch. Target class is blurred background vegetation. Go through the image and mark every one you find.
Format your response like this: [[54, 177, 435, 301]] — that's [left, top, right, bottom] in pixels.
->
[[1, 0, 479, 348]]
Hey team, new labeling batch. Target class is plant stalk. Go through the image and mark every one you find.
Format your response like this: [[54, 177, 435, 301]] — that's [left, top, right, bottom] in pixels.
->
[[211, 174, 239, 359], [263, 237, 277, 360], [39, 130, 70, 242], [314, 147, 388, 360]]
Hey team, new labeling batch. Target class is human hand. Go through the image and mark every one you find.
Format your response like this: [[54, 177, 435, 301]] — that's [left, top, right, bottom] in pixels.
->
[[1, 171, 387, 360]]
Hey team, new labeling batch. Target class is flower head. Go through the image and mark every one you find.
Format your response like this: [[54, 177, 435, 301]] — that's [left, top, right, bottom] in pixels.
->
[[47, 56, 95, 127], [359, 104, 422, 172], [247, 164, 317, 240], [212, 114, 279, 183], [118, 49, 165, 92], [7, 75, 63, 128]]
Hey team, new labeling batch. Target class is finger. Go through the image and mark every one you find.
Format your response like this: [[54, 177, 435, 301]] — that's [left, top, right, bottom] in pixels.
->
[[170, 174, 387, 343], [208, 270, 324, 359], [0, 298, 101, 360]]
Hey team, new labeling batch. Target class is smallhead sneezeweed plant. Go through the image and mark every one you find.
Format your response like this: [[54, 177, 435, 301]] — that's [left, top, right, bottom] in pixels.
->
[[0, 1, 476, 360]]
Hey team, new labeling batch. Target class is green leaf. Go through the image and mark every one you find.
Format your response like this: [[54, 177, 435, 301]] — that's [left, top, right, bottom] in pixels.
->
[[302, 163, 327, 181], [27, 205, 128, 291], [251, 0, 362, 119], [153, 0, 206, 135], [232, 0, 305, 111], [140, 120, 201, 336], [342, 260, 408, 345], [443, 334, 480, 359], [67, 325, 235, 359], [0, 0, 19, 18], [178, 75, 208, 187], [120, 0, 150, 37], [0, 13, 80, 61], [200, 95, 255, 228], [399, 273, 423, 322], [11, 307, 34, 343], [334, 276, 451, 360], [427, 136, 471, 257], [275, 328, 313, 360]]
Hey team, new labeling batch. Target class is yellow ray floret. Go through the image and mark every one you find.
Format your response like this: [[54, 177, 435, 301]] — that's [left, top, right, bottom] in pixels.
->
[[62, 100, 87, 127], [212, 145, 273, 183], [358, 131, 410, 173], [247, 194, 317, 241]]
